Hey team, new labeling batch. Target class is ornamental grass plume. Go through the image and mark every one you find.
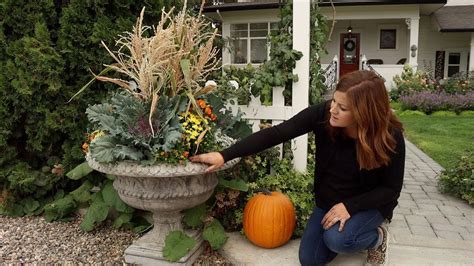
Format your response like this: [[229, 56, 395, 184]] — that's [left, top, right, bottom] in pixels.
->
[[76, 1, 219, 136], [77, 1, 239, 165]]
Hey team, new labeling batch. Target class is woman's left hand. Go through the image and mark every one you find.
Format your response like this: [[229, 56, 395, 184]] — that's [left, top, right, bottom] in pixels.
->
[[321, 203, 351, 232]]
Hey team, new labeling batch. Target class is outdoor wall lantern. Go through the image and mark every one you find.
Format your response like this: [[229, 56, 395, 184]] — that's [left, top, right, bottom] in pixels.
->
[[411, 44, 417, 57], [347, 21, 353, 38]]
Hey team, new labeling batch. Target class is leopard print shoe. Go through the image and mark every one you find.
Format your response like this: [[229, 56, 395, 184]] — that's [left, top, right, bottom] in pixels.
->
[[366, 225, 389, 266]]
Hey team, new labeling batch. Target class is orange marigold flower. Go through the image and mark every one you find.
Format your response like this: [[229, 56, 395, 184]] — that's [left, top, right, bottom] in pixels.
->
[[210, 114, 217, 121], [183, 151, 190, 158], [82, 142, 89, 154], [197, 99, 207, 109], [205, 107, 212, 115]]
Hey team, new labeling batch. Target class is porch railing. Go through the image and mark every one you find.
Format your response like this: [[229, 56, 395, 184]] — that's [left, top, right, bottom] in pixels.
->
[[206, 0, 281, 5], [323, 55, 338, 93], [361, 55, 386, 82]]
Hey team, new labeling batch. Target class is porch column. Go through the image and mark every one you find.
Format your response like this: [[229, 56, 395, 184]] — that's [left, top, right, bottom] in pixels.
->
[[292, 0, 310, 172], [470, 33, 474, 75], [407, 17, 420, 70]]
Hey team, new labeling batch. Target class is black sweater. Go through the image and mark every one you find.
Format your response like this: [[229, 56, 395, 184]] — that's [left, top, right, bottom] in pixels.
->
[[220, 101, 405, 221]]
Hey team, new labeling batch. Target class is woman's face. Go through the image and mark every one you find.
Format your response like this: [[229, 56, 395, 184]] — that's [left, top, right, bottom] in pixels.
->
[[329, 91, 356, 129]]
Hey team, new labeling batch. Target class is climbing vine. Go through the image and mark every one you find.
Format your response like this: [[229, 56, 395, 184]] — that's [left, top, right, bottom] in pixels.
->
[[309, 1, 330, 104], [215, 0, 330, 106]]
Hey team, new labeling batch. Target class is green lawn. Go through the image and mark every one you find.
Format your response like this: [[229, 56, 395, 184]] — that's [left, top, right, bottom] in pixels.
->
[[397, 114, 474, 169]]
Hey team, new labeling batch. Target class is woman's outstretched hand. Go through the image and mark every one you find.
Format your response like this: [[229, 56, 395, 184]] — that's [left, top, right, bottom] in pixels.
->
[[189, 152, 225, 173], [321, 202, 351, 232]]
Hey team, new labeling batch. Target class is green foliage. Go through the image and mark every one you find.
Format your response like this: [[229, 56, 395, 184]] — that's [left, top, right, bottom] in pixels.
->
[[442, 72, 473, 95], [247, 158, 315, 237], [202, 219, 228, 250], [69, 180, 93, 203], [438, 151, 474, 205], [213, 0, 303, 106], [309, 2, 330, 105], [44, 195, 77, 222], [430, 111, 457, 117], [391, 65, 436, 100], [397, 110, 427, 116], [102, 181, 134, 214], [42, 162, 147, 232], [0, 0, 175, 217], [460, 110, 474, 116], [0, 160, 62, 216], [183, 204, 206, 229], [218, 177, 248, 192], [80, 195, 109, 231], [250, 0, 302, 105], [206, 93, 253, 140], [391, 66, 473, 102], [163, 231, 196, 262], [66, 162, 93, 180]]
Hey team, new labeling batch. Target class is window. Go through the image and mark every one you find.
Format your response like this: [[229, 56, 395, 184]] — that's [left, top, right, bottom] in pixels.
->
[[230, 22, 278, 64], [442, 50, 469, 78], [447, 52, 461, 77], [379, 29, 396, 49]]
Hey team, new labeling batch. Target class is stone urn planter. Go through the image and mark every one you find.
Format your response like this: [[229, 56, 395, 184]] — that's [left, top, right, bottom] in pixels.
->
[[86, 155, 239, 265]]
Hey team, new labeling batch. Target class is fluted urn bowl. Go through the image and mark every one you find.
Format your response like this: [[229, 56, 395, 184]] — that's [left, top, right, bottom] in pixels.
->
[[86, 155, 239, 265]]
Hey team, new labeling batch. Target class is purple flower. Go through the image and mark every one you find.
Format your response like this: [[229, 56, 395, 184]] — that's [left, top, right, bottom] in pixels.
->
[[129, 116, 154, 137], [399, 91, 474, 113]]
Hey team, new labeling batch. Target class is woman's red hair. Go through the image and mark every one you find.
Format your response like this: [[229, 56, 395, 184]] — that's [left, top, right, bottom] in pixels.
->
[[328, 70, 403, 170]]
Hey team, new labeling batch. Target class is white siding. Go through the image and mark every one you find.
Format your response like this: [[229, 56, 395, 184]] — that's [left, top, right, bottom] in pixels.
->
[[417, 15, 471, 73], [321, 19, 409, 65], [446, 0, 474, 6]]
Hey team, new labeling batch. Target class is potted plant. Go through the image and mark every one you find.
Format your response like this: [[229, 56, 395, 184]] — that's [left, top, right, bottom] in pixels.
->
[[76, 4, 240, 265]]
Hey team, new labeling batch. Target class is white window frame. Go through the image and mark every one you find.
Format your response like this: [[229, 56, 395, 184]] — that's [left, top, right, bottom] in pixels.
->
[[228, 22, 278, 66], [444, 49, 469, 78]]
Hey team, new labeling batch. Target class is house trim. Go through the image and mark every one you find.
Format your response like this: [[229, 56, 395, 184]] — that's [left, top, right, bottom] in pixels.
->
[[317, 0, 446, 7], [203, 0, 446, 13]]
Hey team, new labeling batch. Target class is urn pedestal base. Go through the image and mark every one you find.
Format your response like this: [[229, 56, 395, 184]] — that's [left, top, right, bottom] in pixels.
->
[[86, 153, 239, 265], [124, 229, 204, 266]]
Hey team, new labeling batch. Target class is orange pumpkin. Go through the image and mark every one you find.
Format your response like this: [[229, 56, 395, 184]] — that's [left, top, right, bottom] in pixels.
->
[[243, 190, 296, 249]]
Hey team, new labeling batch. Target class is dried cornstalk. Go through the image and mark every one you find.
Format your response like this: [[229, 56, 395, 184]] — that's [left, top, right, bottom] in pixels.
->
[[95, 2, 220, 136]]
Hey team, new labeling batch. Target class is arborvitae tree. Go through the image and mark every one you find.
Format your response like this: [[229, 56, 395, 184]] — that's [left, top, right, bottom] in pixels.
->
[[0, 0, 182, 215]]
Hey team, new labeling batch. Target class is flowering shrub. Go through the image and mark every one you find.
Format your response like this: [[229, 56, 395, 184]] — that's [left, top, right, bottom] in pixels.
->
[[399, 91, 474, 114], [442, 72, 474, 95], [438, 150, 474, 205], [391, 65, 436, 100], [391, 65, 473, 101]]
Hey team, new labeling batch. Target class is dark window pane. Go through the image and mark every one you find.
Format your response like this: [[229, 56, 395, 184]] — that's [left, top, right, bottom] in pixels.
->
[[230, 24, 248, 38], [231, 24, 247, 31], [250, 30, 268, 37], [250, 23, 267, 30], [447, 66, 460, 77], [448, 53, 460, 64], [250, 23, 269, 37], [380, 29, 396, 49], [251, 39, 267, 63], [232, 39, 247, 64]]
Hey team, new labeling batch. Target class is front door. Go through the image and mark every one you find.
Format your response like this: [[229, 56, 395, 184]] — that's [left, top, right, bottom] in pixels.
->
[[339, 33, 360, 78]]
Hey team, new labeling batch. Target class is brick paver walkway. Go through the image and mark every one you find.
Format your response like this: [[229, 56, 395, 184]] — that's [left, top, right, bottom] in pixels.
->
[[390, 140, 474, 242]]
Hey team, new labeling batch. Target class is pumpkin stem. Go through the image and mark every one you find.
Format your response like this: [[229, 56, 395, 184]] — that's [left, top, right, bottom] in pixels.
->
[[255, 188, 272, 195]]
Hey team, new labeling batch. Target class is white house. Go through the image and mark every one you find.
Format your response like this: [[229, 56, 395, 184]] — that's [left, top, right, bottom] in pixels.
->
[[204, 0, 474, 89], [203, 0, 474, 171]]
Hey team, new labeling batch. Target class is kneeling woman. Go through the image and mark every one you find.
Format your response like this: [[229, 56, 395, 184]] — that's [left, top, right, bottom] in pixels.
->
[[190, 70, 405, 265]]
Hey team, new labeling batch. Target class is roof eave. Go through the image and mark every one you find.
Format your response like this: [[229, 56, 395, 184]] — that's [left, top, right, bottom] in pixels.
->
[[439, 29, 474, 32]]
